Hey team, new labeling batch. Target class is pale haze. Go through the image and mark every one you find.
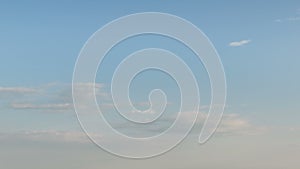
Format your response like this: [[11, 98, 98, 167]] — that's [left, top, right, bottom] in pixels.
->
[[0, 1, 300, 169]]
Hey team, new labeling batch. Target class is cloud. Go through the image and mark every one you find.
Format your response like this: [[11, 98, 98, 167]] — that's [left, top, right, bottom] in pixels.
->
[[229, 40, 251, 47], [4, 82, 107, 112], [178, 111, 265, 136], [0, 86, 38, 94], [1, 83, 264, 137], [216, 113, 266, 136], [10, 103, 73, 110], [0, 130, 100, 143], [275, 9, 300, 23], [287, 16, 300, 21], [109, 109, 265, 137], [275, 17, 300, 22], [72, 82, 107, 96], [0, 113, 266, 145]]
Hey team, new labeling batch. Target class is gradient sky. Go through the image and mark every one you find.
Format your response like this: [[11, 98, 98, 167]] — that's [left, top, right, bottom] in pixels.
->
[[0, 1, 300, 169]]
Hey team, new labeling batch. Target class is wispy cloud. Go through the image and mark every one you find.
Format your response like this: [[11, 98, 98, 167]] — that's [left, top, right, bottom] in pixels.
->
[[3, 82, 107, 112], [0, 130, 101, 143], [275, 8, 300, 23], [277, 17, 300, 22], [180, 111, 266, 136], [10, 103, 72, 110], [216, 113, 266, 136], [111, 110, 265, 137], [229, 40, 251, 47], [0, 86, 38, 94], [1, 83, 265, 137], [287, 16, 300, 21]]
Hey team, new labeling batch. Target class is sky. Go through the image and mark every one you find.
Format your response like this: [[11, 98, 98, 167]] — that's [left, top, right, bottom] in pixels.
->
[[0, 0, 300, 168]]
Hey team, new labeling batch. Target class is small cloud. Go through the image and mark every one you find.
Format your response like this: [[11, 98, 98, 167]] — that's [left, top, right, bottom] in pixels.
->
[[0, 86, 38, 94], [275, 9, 300, 23], [72, 82, 109, 98], [287, 16, 300, 21], [216, 113, 267, 136], [1, 82, 108, 113], [229, 40, 251, 47], [0, 130, 99, 143], [110, 110, 265, 137], [10, 103, 73, 110]]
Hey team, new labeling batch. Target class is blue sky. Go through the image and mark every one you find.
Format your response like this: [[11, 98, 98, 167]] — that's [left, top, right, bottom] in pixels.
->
[[0, 1, 300, 168]]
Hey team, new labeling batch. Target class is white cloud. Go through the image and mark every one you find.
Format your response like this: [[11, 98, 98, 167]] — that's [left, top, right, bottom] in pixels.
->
[[10, 103, 73, 110], [183, 111, 265, 136], [1, 83, 264, 137], [229, 40, 251, 47], [275, 9, 300, 23], [110, 109, 265, 137], [275, 17, 300, 22], [0, 86, 38, 94], [72, 82, 109, 98], [3, 82, 107, 112], [287, 16, 300, 21], [0, 113, 266, 145], [0, 130, 101, 143], [216, 113, 266, 136]]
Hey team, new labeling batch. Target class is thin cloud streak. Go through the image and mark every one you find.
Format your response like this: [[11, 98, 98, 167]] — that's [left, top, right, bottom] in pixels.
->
[[229, 40, 251, 47], [0, 130, 101, 143], [10, 103, 73, 110], [275, 9, 300, 23], [0, 86, 38, 94]]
